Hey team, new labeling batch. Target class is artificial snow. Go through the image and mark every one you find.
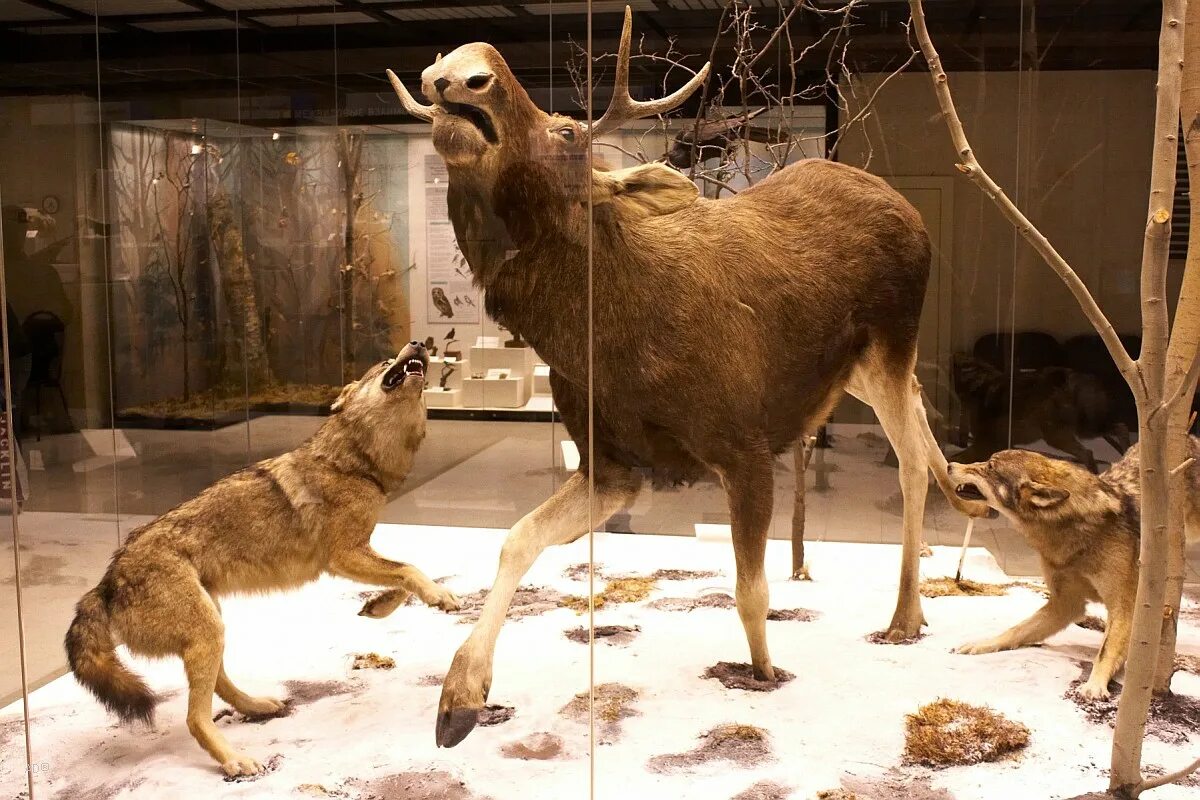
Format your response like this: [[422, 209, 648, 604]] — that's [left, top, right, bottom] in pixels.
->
[[1, 525, 1198, 799]]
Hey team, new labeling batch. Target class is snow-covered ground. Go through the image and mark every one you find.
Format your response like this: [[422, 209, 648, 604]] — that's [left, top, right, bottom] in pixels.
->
[[1, 525, 1197, 800]]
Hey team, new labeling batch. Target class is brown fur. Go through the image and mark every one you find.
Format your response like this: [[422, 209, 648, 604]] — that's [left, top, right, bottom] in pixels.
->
[[947, 438, 1200, 698], [64, 343, 457, 777], [388, 11, 990, 748]]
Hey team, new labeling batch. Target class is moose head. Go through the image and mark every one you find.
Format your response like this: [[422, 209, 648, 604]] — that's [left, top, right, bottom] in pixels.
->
[[387, 6, 711, 247]]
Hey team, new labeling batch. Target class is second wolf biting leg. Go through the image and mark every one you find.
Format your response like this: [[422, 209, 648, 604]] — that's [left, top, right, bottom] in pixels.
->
[[329, 550, 459, 612]]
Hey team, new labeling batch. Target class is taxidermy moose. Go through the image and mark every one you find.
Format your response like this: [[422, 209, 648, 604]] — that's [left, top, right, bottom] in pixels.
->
[[387, 7, 990, 747]]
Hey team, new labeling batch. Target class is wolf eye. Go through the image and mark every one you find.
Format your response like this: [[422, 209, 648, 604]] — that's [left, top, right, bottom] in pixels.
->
[[557, 127, 575, 142]]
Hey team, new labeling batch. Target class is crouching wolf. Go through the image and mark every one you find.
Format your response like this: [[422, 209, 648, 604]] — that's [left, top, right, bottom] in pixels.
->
[[65, 342, 459, 777], [948, 439, 1199, 699]]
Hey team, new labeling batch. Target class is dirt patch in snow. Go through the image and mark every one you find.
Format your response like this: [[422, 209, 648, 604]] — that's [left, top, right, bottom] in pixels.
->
[[560, 683, 639, 743], [652, 568, 721, 580], [1069, 672, 1200, 744], [500, 732, 566, 761], [360, 770, 491, 799], [47, 779, 148, 800], [649, 593, 737, 612], [564, 624, 641, 645], [416, 674, 444, 687], [352, 652, 395, 670], [767, 608, 819, 622], [478, 704, 515, 727], [561, 576, 657, 612], [903, 698, 1029, 767], [731, 781, 792, 800], [284, 679, 359, 708], [563, 562, 603, 581], [865, 630, 926, 645], [223, 753, 284, 783], [840, 769, 958, 800], [703, 662, 796, 692], [452, 586, 565, 622], [647, 723, 773, 773], [296, 784, 350, 798], [1175, 653, 1200, 675]]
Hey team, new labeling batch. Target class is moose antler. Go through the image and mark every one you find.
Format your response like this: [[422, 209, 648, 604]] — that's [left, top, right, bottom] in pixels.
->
[[585, 5, 711, 139], [386, 68, 436, 122]]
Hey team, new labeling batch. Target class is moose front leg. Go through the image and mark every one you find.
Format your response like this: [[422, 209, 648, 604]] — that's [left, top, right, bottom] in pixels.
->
[[724, 447, 777, 681], [436, 465, 642, 748]]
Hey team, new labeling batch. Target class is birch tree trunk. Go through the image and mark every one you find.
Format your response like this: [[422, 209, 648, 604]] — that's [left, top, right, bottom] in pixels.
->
[[1154, 0, 1200, 695], [208, 189, 273, 391]]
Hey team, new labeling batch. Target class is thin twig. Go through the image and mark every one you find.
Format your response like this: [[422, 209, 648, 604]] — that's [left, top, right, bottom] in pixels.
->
[[1135, 755, 1200, 793]]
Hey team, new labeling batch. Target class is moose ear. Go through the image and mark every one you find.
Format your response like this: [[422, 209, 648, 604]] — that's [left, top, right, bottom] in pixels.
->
[[1024, 481, 1069, 508], [593, 162, 698, 219], [330, 381, 359, 414]]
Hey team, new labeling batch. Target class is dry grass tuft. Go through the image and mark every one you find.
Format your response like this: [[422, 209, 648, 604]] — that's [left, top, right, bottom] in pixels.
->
[[919, 578, 1009, 597], [561, 576, 657, 612], [351, 652, 395, 670], [903, 698, 1029, 767], [815, 791, 858, 800]]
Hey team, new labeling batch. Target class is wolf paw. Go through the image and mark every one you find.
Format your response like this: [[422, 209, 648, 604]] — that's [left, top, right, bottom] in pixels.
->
[[238, 696, 286, 718], [359, 589, 410, 618], [220, 753, 263, 777], [1077, 680, 1111, 700], [956, 640, 1002, 655], [425, 587, 461, 613]]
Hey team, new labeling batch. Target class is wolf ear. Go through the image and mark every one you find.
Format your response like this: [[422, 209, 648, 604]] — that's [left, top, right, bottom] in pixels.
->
[[592, 162, 698, 219], [330, 381, 359, 414], [1024, 481, 1069, 508]]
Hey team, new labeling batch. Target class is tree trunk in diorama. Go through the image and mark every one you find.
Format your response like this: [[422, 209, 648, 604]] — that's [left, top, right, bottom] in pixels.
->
[[1153, 0, 1200, 697], [338, 130, 365, 383], [909, 1, 1200, 794], [208, 189, 273, 391], [791, 436, 814, 580]]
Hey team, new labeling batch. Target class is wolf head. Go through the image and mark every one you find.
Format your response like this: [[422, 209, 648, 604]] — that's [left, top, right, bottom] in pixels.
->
[[947, 449, 1114, 524], [321, 340, 429, 485]]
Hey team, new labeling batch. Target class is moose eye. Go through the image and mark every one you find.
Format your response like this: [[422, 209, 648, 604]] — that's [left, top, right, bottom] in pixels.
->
[[465, 73, 492, 90], [558, 127, 576, 142]]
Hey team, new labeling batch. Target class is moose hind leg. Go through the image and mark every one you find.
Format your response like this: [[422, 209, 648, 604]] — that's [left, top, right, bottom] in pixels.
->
[[853, 360, 932, 641], [723, 446, 776, 681]]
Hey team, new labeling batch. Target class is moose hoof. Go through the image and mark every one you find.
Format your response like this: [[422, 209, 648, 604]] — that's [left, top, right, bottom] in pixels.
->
[[436, 707, 481, 748]]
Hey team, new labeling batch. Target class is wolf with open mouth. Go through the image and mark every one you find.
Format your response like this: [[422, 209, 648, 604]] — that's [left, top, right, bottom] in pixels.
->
[[64, 340, 458, 777]]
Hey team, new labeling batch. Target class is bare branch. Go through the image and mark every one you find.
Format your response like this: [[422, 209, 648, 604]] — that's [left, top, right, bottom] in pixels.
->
[[908, 0, 1140, 394], [1135, 755, 1200, 793]]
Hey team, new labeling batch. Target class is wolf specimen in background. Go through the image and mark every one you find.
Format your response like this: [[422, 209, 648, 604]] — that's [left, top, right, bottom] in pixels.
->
[[949, 440, 1200, 699], [387, 6, 992, 748], [64, 342, 459, 777]]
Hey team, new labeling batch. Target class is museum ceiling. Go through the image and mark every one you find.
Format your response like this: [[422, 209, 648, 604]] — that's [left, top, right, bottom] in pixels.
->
[[0, 0, 1165, 122]]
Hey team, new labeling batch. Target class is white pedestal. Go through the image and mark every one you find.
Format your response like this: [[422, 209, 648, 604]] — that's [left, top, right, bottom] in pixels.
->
[[462, 376, 529, 408], [469, 345, 534, 380], [429, 356, 468, 391], [533, 364, 551, 395], [423, 387, 461, 408]]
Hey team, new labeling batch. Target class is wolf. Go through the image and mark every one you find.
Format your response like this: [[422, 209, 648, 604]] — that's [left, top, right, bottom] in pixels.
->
[[64, 341, 459, 777], [948, 439, 1200, 698]]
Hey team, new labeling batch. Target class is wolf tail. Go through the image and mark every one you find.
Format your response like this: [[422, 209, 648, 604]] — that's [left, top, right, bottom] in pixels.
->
[[64, 586, 157, 724]]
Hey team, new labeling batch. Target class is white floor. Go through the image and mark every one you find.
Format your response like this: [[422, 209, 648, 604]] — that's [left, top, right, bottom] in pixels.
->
[[2, 526, 1197, 800]]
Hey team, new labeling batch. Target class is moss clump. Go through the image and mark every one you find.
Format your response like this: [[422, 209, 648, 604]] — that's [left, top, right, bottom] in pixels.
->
[[561, 576, 657, 612], [903, 698, 1029, 767], [919, 578, 1010, 597]]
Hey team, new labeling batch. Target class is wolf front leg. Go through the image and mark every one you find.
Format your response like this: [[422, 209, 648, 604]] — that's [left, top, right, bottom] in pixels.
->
[[435, 464, 641, 748], [328, 550, 460, 612]]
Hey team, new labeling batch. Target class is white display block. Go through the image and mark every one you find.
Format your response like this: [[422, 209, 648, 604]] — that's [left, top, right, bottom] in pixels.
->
[[428, 356, 468, 391], [423, 387, 461, 408], [461, 376, 528, 408], [533, 364, 551, 395], [469, 345, 534, 379]]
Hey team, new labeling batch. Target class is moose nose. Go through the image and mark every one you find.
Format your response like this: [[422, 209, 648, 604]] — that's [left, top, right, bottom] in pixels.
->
[[433, 77, 450, 97]]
